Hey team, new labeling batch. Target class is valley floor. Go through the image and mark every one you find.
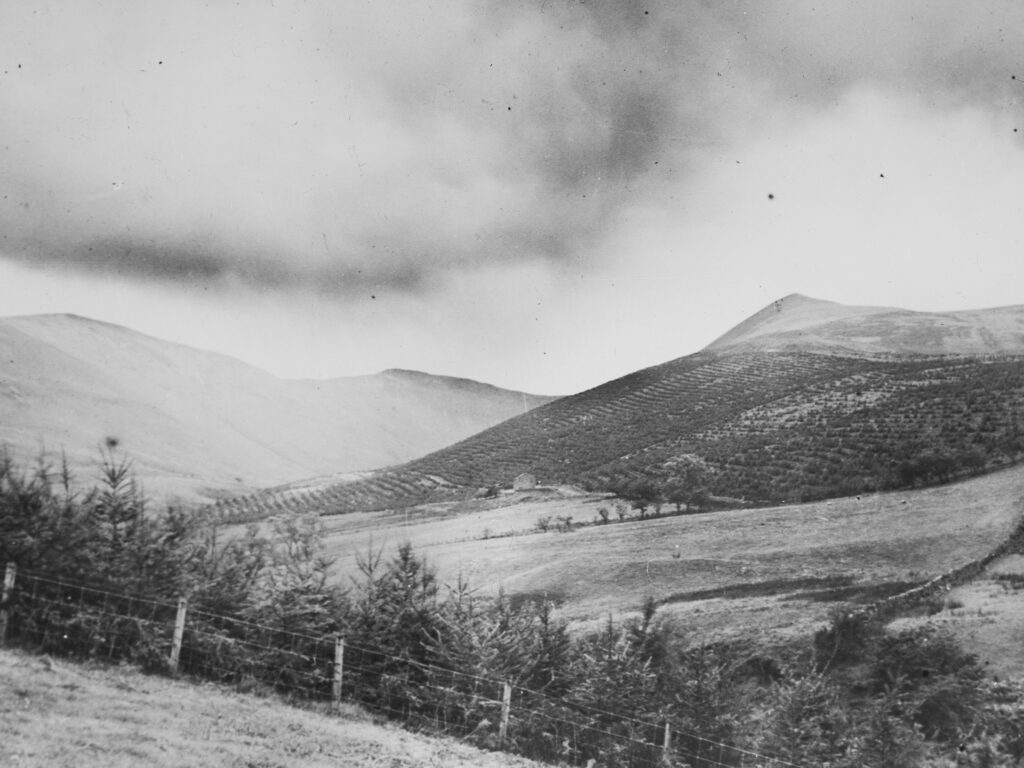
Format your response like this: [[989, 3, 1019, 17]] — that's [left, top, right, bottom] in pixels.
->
[[316, 464, 1024, 644], [0, 648, 541, 768]]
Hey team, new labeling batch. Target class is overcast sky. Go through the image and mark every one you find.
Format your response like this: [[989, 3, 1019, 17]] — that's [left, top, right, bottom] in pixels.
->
[[2, 1, 1023, 394]]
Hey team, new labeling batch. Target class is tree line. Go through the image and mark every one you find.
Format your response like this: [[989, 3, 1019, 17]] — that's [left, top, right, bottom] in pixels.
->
[[605, 462, 712, 519]]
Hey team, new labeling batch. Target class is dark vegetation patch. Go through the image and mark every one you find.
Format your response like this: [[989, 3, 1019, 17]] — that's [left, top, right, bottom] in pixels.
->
[[506, 589, 567, 612], [658, 575, 857, 605], [797, 579, 927, 604], [657, 577, 929, 608], [994, 572, 1024, 591]]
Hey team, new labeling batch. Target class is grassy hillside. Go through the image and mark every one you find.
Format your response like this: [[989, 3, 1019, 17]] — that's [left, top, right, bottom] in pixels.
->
[[705, 292, 897, 350], [412, 351, 1024, 496], [708, 293, 1024, 356], [893, 552, 1024, 683], [227, 349, 1024, 518], [0, 648, 540, 768], [0, 314, 555, 501], [317, 462, 1024, 635]]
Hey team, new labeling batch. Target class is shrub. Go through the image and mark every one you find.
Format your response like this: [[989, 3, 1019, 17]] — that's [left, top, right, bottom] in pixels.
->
[[869, 627, 986, 744], [0, 450, 96, 576], [813, 608, 882, 670], [0, 448, 202, 596], [753, 671, 855, 766], [852, 687, 927, 768]]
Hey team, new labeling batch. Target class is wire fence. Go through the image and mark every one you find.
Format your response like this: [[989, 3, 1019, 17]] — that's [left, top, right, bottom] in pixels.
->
[[0, 563, 804, 768]]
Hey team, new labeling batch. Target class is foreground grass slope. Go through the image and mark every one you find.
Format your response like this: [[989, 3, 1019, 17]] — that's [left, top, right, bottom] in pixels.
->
[[0, 649, 540, 768]]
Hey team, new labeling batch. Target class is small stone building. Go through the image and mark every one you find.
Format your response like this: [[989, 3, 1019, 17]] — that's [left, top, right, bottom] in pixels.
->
[[513, 472, 537, 491]]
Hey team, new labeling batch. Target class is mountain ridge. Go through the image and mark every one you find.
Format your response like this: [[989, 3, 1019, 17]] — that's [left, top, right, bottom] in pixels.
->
[[0, 313, 557, 501], [707, 294, 1024, 356], [705, 293, 895, 350]]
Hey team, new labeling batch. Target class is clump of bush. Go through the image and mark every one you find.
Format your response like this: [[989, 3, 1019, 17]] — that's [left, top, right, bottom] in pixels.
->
[[813, 607, 883, 670], [0, 448, 198, 595]]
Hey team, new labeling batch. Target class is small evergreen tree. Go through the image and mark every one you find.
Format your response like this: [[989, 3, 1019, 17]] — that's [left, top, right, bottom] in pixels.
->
[[241, 513, 346, 636]]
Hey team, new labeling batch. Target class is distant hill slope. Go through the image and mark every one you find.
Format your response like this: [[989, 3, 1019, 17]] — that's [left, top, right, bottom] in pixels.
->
[[0, 314, 556, 501], [227, 296, 1024, 518], [708, 293, 1024, 356]]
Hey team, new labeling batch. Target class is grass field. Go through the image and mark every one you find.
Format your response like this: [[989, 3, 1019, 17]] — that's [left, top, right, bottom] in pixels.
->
[[0, 648, 541, 768], [318, 463, 1024, 642], [891, 552, 1024, 681]]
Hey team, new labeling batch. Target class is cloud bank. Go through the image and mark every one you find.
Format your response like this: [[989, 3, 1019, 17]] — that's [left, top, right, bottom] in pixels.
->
[[2, 1, 1024, 392], [2, 1, 1019, 296]]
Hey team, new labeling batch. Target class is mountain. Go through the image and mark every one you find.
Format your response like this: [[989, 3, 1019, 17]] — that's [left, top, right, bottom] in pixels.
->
[[707, 293, 1024, 356], [705, 293, 897, 351], [0, 314, 556, 500], [232, 295, 1024, 518]]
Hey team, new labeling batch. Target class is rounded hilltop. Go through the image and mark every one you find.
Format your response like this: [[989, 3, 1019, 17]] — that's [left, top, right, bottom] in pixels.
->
[[706, 293, 1024, 357]]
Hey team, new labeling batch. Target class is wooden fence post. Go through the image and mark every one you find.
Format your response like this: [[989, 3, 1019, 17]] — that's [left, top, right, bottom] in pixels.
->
[[169, 597, 187, 674], [333, 637, 345, 713], [0, 562, 16, 645], [498, 681, 512, 747]]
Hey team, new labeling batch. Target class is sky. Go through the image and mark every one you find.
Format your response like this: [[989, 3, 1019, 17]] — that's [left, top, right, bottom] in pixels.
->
[[2, 1, 1024, 395]]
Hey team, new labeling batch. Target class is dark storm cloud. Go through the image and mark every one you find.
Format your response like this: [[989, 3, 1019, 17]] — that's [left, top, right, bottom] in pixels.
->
[[41, 235, 433, 295], [326, 0, 730, 277], [1, 0, 1022, 296], [491, 2, 688, 188]]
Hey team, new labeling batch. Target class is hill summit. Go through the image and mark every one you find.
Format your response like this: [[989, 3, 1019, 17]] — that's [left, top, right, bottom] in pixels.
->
[[707, 294, 1024, 356]]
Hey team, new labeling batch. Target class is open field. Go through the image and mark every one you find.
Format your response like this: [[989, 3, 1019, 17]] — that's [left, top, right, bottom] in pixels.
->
[[0, 648, 540, 768], [318, 463, 1024, 641], [891, 552, 1024, 681]]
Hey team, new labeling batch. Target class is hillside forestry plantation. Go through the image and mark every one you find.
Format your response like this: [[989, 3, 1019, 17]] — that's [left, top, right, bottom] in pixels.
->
[[215, 349, 1024, 520]]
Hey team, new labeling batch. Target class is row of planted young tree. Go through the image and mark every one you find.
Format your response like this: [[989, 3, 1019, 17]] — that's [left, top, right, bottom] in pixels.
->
[[2, 450, 1023, 767]]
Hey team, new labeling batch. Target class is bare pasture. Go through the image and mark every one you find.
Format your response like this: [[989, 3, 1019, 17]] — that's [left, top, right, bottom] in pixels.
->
[[321, 465, 1024, 641]]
